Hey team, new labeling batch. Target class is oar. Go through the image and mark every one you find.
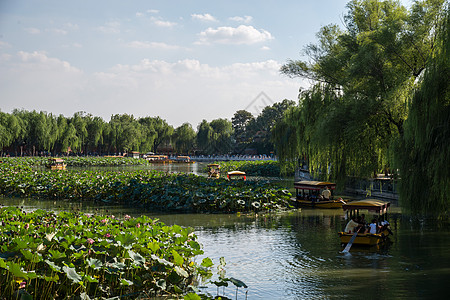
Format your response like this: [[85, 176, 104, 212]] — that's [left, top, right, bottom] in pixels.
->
[[342, 227, 361, 253]]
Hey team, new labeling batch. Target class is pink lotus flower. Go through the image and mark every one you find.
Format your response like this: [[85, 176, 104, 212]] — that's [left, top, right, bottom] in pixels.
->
[[105, 233, 111, 238], [100, 219, 107, 224], [136, 223, 140, 228], [19, 281, 26, 289], [124, 215, 131, 220], [87, 238, 94, 244]]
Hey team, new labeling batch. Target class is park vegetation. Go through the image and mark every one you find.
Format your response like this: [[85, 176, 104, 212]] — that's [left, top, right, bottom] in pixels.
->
[[0, 158, 293, 213], [0, 206, 245, 299], [0, 100, 294, 158], [272, 0, 449, 216]]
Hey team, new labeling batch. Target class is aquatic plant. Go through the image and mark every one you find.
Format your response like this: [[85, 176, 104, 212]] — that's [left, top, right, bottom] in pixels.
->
[[206, 160, 285, 177], [0, 159, 293, 213], [0, 206, 213, 299]]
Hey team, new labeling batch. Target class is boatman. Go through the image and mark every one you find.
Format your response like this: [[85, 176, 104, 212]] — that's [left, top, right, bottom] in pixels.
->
[[345, 216, 359, 233], [322, 186, 331, 201]]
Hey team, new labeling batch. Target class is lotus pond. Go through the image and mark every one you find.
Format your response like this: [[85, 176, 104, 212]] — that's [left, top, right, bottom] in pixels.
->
[[0, 159, 292, 213]]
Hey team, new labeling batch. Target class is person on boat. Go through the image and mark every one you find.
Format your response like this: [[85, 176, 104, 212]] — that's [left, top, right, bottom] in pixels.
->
[[322, 186, 331, 201], [355, 216, 366, 233], [367, 219, 381, 234], [360, 214, 367, 225], [380, 219, 390, 231], [345, 216, 359, 233]]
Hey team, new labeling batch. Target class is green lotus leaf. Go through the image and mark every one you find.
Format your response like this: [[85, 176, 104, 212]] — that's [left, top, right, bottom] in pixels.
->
[[120, 278, 133, 286], [48, 249, 66, 260], [62, 265, 82, 283], [44, 259, 61, 272], [151, 254, 173, 267], [20, 249, 42, 263], [148, 241, 160, 253], [84, 275, 99, 283], [128, 250, 145, 266], [0, 259, 7, 270], [200, 257, 213, 268], [184, 293, 202, 300], [87, 258, 103, 270], [230, 277, 247, 288], [116, 233, 136, 246], [172, 250, 184, 267], [44, 274, 60, 282], [174, 266, 189, 278], [7, 261, 28, 279]]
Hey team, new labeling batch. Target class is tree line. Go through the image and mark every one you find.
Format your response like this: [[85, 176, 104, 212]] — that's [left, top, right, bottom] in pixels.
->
[[0, 99, 294, 157], [272, 0, 449, 215]]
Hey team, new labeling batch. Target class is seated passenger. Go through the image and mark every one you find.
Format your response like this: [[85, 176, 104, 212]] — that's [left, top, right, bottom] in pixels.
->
[[344, 217, 359, 233], [368, 219, 381, 234], [380, 219, 390, 231], [322, 186, 331, 201]]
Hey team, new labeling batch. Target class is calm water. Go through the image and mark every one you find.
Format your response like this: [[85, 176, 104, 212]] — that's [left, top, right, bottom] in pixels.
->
[[2, 197, 449, 299]]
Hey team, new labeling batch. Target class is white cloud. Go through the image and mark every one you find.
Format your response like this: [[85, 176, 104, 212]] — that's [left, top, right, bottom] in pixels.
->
[[0, 41, 11, 49], [63, 23, 79, 31], [196, 25, 273, 45], [261, 46, 271, 51], [16, 51, 82, 73], [150, 17, 177, 28], [191, 13, 217, 22], [48, 28, 68, 35], [62, 43, 83, 48], [97, 21, 121, 34], [0, 51, 302, 127], [147, 9, 159, 14], [229, 15, 253, 24], [24, 27, 41, 34], [136, 12, 144, 17], [126, 41, 181, 50]]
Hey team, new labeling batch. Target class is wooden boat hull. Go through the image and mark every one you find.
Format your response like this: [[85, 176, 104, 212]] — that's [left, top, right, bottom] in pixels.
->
[[46, 164, 66, 170], [338, 229, 390, 246], [290, 197, 345, 209], [148, 160, 173, 164]]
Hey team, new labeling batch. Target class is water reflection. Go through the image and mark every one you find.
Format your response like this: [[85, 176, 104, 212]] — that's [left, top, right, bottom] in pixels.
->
[[1, 197, 448, 299]]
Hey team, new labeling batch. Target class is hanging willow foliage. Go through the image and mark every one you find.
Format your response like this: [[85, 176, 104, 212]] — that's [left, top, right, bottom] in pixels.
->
[[394, 6, 450, 217], [272, 84, 394, 187]]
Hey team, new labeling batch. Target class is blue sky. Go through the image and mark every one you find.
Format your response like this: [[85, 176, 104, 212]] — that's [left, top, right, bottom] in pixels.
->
[[0, 0, 409, 127]]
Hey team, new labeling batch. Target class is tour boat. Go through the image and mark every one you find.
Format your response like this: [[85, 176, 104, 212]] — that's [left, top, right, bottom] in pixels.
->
[[338, 199, 392, 246], [174, 156, 194, 163], [46, 158, 67, 170], [207, 164, 220, 178], [291, 180, 346, 208], [227, 171, 246, 180], [147, 155, 172, 164]]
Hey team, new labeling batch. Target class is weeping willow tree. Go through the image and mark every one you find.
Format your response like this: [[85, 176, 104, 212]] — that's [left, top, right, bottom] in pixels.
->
[[394, 6, 450, 217], [272, 83, 393, 185], [275, 0, 446, 187]]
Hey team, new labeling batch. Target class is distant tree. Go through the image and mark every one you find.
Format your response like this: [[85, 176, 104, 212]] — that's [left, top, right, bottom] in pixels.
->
[[232, 110, 254, 152], [86, 116, 105, 154], [197, 120, 213, 154], [138, 117, 157, 154], [109, 114, 142, 153], [210, 118, 233, 154], [173, 123, 196, 154], [151, 117, 173, 153], [247, 99, 296, 154]]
